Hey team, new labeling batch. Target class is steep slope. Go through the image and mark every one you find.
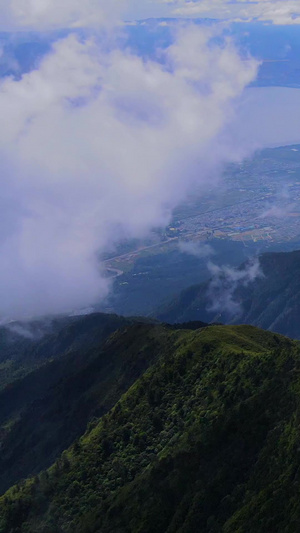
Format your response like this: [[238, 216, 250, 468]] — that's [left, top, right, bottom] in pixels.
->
[[0, 313, 158, 495], [0, 312, 136, 389], [1, 324, 299, 533], [155, 249, 300, 339]]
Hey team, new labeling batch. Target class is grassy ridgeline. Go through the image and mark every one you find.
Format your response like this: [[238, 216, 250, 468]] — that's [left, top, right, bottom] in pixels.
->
[[1, 324, 300, 532]]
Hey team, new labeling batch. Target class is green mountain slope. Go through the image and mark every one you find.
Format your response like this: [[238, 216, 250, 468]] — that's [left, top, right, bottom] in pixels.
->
[[155, 249, 300, 339], [1, 324, 300, 533], [0, 313, 136, 389], [0, 313, 158, 495]]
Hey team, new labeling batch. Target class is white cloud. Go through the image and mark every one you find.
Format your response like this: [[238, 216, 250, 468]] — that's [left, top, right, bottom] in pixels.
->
[[259, 186, 296, 219], [0, 24, 258, 318], [0, 0, 125, 30], [170, 0, 300, 25], [179, 240, 215, 258], [206, 258, 263, 317]]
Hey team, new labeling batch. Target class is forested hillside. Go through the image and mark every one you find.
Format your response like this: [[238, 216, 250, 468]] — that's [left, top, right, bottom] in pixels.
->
[[1, 323, 300, 532], [0, 313, 157, 494], [0, 313, 136, 388]]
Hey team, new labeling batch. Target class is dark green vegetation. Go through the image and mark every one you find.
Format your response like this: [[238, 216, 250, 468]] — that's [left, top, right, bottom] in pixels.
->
[[0, 313, 134, 388], [0, 313, 158, 495], [2, 321, 300, 532], [156, 249, 300, 339]]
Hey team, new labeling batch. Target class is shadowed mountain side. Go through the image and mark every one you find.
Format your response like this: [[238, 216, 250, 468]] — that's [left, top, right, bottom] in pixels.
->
[[0, 314, 164, 495], [155, 250, 300, 339], [0, 325, 299, 533], [0, 312, 143, 388]]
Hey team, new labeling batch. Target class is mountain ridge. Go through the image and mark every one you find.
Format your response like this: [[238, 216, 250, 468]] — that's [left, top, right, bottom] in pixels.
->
[[0, 313, 162, 495], [1, 322, 299, 532]]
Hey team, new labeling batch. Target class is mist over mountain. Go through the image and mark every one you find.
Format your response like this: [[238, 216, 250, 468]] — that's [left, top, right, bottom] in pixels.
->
[[156, 249, 300, 339], [100, 239, 262, 317]]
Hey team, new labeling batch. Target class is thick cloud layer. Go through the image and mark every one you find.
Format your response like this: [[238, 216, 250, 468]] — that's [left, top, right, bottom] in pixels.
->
[[0, 0, 125, 30], [0, 21, 258, 318]]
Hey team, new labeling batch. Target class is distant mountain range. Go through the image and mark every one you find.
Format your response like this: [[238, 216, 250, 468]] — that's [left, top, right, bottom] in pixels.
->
[[155, 249, 300, 339]]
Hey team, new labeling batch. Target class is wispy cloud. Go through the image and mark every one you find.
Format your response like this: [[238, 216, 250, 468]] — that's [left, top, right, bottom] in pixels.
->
[[260, 186, 296, 219], [206, 258, 263, 317], [179, 240, 215, 258]]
